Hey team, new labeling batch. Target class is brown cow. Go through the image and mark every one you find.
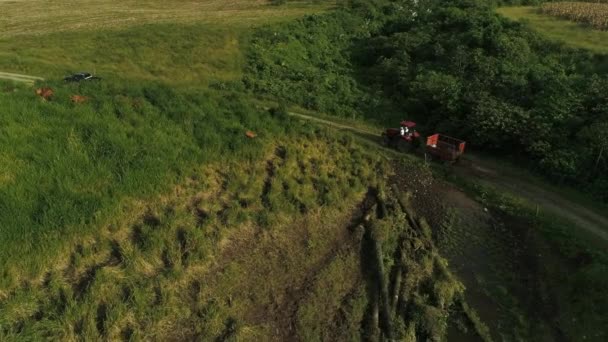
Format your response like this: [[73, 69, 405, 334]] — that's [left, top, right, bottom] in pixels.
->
[[71, 95, 89, 104], [35, 87, 54, 101]]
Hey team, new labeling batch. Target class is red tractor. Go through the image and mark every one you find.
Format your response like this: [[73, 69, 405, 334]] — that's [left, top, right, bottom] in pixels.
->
[[382, 121, 421, 152], [382, 121, 467, 163]]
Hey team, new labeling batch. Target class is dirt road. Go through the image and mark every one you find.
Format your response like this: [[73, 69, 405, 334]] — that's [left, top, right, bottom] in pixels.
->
[[0, 71, 44, 84], [462, 155, 608, 242], [288, 111, 608, 245]]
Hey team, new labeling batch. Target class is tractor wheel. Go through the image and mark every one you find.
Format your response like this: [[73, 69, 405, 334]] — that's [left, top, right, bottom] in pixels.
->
[[382, 134, 390, 146], [397, 139, 412, 153]]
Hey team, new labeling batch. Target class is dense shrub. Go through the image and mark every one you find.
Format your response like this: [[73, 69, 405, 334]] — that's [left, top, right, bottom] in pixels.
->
[[246, 0, 608, 202], [360, 0, 608, 197]]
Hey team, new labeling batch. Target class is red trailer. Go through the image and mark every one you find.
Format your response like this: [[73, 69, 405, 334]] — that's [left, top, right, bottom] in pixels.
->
[[426, 134, 466, 162]]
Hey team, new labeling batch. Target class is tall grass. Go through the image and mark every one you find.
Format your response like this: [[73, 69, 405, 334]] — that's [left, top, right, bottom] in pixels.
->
[[0, 126, 385, 340], [0, 79, 290, 286]]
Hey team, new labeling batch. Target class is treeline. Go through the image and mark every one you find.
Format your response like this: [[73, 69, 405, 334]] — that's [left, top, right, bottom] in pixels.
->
[[246, 0, 608, 202], [494, 0, 608, 5]]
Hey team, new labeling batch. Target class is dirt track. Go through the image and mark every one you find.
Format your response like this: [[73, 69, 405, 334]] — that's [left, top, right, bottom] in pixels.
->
[[288, 111, 608, 245], [0, 71, 44, 84], [461, 156, 608, 242]]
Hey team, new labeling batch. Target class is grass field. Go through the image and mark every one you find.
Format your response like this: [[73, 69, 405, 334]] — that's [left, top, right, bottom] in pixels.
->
[[0, 130, 386, 340], [497, 6, 608, 54], [0, 1, 333, 85], [2, 0, 607, 339], [0, 0, 335, 287], [0, 0, 333, 39]]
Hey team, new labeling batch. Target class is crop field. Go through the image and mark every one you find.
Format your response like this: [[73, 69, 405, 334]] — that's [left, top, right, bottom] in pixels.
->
[[496, 6, 608, 54], [541, 2, 608, 31]]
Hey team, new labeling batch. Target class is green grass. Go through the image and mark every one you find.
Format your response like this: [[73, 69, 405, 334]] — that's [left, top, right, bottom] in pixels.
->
[[0, 79, 292, 288], [0, 1, 334, 85], [444, 174, 608, 341], [464, 152, 608, 227], [0, 0, 334, 287], [497, 6, 608, 54], [3, 0, 606, 339], [0, 24, 245, 87], [0, 129, 386, 340], [0, 0, 335, 39]]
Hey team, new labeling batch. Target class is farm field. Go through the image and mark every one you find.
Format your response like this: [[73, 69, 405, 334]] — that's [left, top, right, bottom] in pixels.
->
[[0, 0, 333, 39], [0, 1, 333, 86], [1, 0, 608, 340], [496, 6, 608, 54], [541, 2, 608, 31], [0, 0, 339, 283]]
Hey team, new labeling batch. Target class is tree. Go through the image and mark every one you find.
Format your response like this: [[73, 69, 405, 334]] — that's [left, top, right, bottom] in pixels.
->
[[580, 122, 608, 175]]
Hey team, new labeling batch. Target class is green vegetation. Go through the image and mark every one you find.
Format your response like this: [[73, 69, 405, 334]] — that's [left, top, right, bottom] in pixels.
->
[[0, 1, 334, 86], [541, 2, 608, 31], [0, 125, 470, 340], [1, 0, 608, 340], [0, 79, 291, 287], [0, 131, 382, 340], [0, 0, 333, 39], [246, 0, 608, 203], [0, 0, 339, 287], [0, 24, 244, 87], [0, 1, 472, 339], [242, 0, 608, 338], [449, 176, 608, 341], [497, 6, 608, 53]]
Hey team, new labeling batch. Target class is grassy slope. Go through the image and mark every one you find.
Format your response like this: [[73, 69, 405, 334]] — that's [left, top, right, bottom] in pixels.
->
[[0, 123, 468, 340], [0, 1, 335, 287], [1, 1, 437, 340], [0, 3, 472, 339], [243, 5, 608, 338], [0, 2, 333, 86], [0, 80, 289, 286], [2, 0, 605, 339], [496, 6, 608, 54], [0, 131, 385, 340], [446, 174, 608, 341]]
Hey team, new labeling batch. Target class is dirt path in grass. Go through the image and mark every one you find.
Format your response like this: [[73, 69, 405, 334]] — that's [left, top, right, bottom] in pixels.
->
[[457, 155, 608, 244], [288, 111, 608, 246], [0, 71, 44, 84]]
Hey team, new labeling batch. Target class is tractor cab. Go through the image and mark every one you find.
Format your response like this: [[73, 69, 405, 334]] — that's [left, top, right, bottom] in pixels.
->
[[399, 121, 419, 140], [382, 119, 467, 162], [382, 120, 421, 151]]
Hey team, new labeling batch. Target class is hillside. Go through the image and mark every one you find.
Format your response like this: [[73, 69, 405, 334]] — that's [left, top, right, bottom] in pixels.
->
[[1, 0, 607, 341]]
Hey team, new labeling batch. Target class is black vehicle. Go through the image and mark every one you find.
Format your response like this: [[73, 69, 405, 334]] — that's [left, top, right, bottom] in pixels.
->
[[63, 72, 101, 82]]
